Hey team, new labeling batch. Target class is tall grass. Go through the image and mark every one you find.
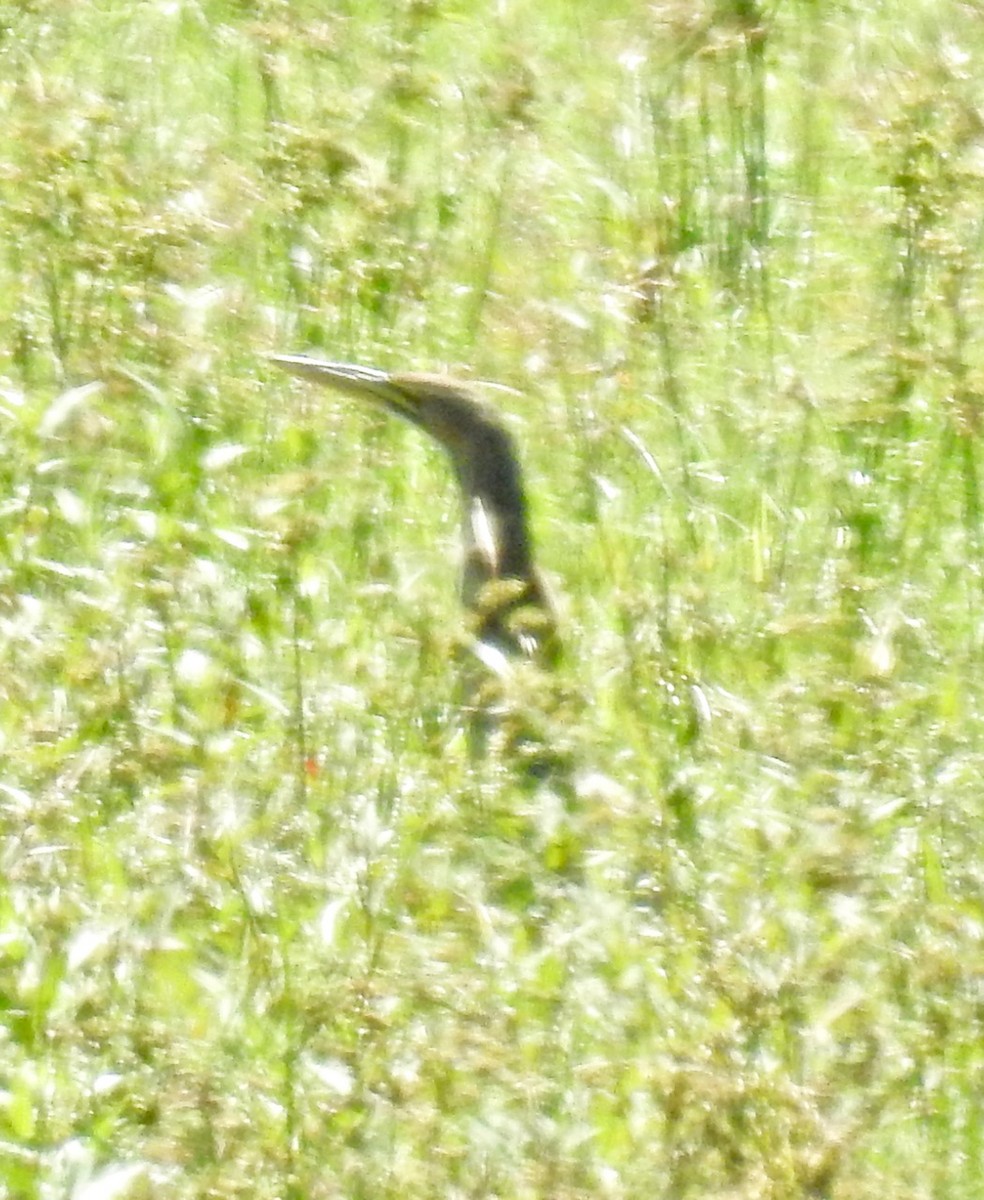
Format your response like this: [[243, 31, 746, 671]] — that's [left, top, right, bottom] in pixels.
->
[[2, 1, 984, 1197]]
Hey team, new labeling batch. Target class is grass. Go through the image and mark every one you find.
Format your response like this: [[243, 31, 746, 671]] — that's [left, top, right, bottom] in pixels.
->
[[2, 0, 984, 1196]]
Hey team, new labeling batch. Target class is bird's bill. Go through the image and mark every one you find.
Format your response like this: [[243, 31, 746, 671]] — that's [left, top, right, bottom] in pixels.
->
[[267, 353, 418, 420]]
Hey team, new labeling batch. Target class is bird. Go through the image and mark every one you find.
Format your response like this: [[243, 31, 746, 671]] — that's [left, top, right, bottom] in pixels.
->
[[268, 355, 559, 676]]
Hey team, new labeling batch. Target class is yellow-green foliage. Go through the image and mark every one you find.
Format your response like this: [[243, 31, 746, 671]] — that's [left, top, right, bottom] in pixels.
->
[[2, 2, 984, 1197]]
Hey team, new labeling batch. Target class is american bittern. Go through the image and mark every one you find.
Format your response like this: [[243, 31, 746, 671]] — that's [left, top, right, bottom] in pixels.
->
[[269, 355, 558, 671]]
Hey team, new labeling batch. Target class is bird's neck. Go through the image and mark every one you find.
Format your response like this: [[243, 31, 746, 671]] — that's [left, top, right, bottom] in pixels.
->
[[451, 435, 535, 584], [464, 492, 534, 582]]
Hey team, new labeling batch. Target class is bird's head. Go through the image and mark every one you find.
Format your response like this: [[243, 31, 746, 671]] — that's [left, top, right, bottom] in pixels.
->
[[269, 354, 521, 500]]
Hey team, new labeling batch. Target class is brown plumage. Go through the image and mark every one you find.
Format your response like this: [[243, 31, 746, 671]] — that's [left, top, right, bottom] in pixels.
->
[[268, 355, 558, 670]]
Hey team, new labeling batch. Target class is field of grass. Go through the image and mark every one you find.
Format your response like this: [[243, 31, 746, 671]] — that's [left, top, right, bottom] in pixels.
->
[[2, 1, 984, 1197]]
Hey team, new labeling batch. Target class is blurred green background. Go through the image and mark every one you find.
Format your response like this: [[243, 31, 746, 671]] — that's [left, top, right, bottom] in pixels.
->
[[2, 1, 983, 1197]]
